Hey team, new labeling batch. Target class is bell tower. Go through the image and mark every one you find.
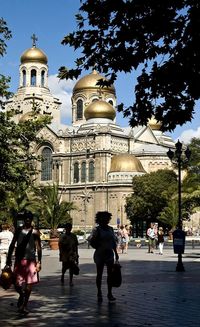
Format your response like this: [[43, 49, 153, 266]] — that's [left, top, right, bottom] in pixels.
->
[[71, 70, 116, 127], [6, 34, 61, 123], [19, 33, 48, 90]]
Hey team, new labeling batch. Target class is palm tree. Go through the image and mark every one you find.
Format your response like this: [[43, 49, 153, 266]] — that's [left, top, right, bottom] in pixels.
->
[[158, 200, 179, 230], [181, 173, 200, 214], [0, 187, 38, 227], [34, 184, 77, 238]]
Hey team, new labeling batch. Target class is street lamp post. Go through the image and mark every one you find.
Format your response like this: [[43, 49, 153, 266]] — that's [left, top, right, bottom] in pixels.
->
[[81, 187, 91, 239], [167, 140, 191, 272], [79, 128, 97, 239]]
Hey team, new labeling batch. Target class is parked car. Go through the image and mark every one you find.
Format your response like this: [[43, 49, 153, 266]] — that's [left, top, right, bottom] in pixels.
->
[[77, 235, 86, 244]]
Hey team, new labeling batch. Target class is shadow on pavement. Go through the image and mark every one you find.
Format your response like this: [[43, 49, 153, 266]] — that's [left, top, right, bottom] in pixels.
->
[[1, 257, 200, 326]]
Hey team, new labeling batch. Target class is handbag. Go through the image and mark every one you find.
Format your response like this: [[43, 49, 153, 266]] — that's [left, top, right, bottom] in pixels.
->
[[111, 261, 122, 287], [71, 262, 80, 275], [88, 227, 100, 249], [0, 266, 14, 290]]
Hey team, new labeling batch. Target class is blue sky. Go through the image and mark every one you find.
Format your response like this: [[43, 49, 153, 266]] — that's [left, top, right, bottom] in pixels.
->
[[1, 0, 200, 143]]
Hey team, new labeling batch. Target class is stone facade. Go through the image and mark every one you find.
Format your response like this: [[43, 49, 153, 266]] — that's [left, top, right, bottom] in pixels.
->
[[5, 40, 175, 230]]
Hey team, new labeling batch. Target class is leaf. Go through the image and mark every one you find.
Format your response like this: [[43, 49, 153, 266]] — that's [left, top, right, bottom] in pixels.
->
[[59, 0, 200, 131]]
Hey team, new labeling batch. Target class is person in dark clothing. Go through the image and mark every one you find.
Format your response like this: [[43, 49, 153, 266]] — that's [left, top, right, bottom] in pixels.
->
[[89, 211, 119, 303], [59, 223, 79, 286]]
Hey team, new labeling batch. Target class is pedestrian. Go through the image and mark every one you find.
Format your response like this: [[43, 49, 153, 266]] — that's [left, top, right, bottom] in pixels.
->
[[118, 225, 127, 254], [154, 223, 158, 249], [158, 227, 165, 255], [6, 211, 42, 315], [0, 223, 13, 271], [90, 211, 119, 303], [59, 222, 79, 286], [147, 223, 157, 253], [124, 225, 130, 253], [116, 224, 122, 253]]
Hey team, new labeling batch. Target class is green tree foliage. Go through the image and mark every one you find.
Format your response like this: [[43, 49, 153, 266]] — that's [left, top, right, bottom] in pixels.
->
[[179, 138, 200, 213], [0, 186, 38, 226], [33, 184, 77, 237], [0, 22, 12, 105], [126, 138, 200, 229], [0, 108, 51, 198], [0, 19, 51, 203], [126, 169, 177, 225], [0, 18, 12, 106], [0, 74, 12, 109], [59, 0, 200, 131], [186, 138, 200, 174], [0, 17, 12, 56], [158, 200, 179, 229]]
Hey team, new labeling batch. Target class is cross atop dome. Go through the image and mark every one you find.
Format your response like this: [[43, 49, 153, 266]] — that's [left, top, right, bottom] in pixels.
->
[[20, 36, 48, 64], [31, 34, 38, 47]]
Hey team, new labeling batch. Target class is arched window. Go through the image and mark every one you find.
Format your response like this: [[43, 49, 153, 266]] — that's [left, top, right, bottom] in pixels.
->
[[74, 162, 79, 183], [89, 161, 95, 182], [92, 98, 98, 102], [81, 162, 86, 182], [41, 147, 52, 181], [41, 70, 45, 86], [108, 100, 113, 106], [31, 69, 37, 86], [22, 70, 26, 86], [77, 99, 83, 120]]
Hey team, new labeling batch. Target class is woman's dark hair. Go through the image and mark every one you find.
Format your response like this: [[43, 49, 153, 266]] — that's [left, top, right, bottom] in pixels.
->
[[65, 223, 72, 229], [95, 211, 112, 224], [17, 210, 33, 221]]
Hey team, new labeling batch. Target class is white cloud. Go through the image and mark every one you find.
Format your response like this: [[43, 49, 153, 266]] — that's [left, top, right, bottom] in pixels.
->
[[48, 74, 200, 143], [177, 127, 200, 144], [48, 74, 76, 124]]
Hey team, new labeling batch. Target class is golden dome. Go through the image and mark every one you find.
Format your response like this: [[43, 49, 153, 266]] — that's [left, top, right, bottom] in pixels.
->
[[148, 117, 162, 130], [21, 47, 48, 64], [84, 100, 116, 120], [73, 70, 115, 92], [110, 154, 146, 173]]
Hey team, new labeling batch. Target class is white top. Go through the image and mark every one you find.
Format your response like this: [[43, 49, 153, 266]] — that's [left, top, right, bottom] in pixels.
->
[[0, 230, 13, 250]]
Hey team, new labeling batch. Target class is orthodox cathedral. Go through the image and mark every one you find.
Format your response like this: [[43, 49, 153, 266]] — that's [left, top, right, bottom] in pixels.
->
[[5, 38, 175, 231]]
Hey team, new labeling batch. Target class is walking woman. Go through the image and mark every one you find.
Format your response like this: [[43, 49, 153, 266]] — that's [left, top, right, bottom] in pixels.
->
[[6, 211, 42, 314], [158, 227, 165, 255], [59, 223, 79, 286], [90, 211, 119, 303]]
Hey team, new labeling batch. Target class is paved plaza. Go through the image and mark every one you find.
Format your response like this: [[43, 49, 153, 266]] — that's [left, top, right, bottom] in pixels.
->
[[1, 246, 200, 327]]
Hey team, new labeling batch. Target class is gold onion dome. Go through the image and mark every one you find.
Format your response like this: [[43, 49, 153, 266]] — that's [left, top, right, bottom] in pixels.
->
[[20, 47, 48, 64], [84, 100, 116, 120], [110, 154, 146, 173], [148, 117, 162, 130], [73, 70, 115, 92]]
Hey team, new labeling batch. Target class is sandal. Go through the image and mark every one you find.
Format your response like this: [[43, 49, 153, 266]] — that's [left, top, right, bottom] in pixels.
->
[[18, 307, 29, 315]]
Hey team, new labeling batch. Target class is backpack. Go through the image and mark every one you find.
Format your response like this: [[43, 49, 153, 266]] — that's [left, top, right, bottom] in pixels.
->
[[88, 227, 100, 249]]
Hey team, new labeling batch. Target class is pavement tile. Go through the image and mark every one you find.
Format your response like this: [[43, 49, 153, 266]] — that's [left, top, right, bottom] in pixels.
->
[[1, 247, 200, 326]]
